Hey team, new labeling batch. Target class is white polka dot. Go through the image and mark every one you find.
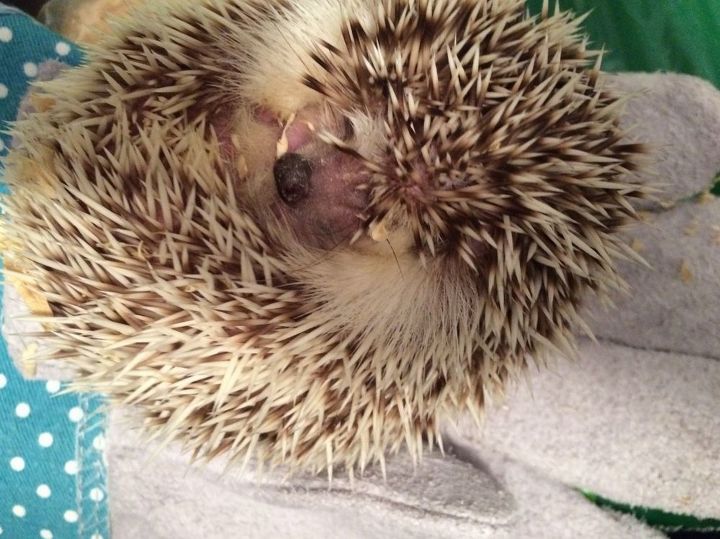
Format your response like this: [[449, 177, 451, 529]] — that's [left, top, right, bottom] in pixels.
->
[[0, 525, 3, 535], [93, 434, 105, 451], [36, 484, 52, 498], [15, 402, 31, 418], [38, 432, 54, 448], [46, 380, 61, 393], [40, 530, 53, 539], [89, 487, 104, 502], [12, 505, 26, 518], [63, 510, 79, 523], [64, 460, 78, 475], [55, 42, 71, 56], [23, 62, 38, 78], [0, 84, 7, 99], [90, 535, 103, 539], [0, 373, 7, 389], [68, 406, 84, 422], [10, 456, 25, 472], [0, 27, 12, 42]]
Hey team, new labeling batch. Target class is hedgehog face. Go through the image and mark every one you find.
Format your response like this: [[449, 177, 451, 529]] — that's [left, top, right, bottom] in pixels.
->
[[2, 0, 644, 473]]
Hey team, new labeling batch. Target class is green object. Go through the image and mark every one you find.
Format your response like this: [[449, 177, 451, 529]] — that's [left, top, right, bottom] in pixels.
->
[[526, 0, 720, 89], [581, 490, 720, 533], [712, 172, 720, 197]]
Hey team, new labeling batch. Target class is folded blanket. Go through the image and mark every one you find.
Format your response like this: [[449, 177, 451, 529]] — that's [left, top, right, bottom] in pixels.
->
[[105, 409, 662, 539]]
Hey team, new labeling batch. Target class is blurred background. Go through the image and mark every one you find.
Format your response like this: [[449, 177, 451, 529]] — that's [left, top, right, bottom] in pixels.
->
[[526, 0, 720, 88], [4, 0, 46, 16]]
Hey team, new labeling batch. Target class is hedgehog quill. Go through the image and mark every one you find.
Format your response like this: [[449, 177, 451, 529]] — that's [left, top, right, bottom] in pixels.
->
[[1, 0, 646, 475]]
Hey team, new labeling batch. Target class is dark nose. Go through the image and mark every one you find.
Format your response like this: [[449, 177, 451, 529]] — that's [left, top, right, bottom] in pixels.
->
[[274, 153, 312, 205]]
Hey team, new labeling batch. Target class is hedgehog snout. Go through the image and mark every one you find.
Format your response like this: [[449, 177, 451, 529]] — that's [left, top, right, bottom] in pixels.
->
[[273, 150, 368, 247], [274, 153, 313, 205], [259, 110, 370, 248]]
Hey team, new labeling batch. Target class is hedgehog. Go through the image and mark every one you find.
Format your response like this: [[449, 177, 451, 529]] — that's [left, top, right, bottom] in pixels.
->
[[1, 0, 646, 476]]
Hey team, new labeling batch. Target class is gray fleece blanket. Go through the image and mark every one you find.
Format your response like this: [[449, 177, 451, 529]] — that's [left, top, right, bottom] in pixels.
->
[[4, 72, 719, 538]]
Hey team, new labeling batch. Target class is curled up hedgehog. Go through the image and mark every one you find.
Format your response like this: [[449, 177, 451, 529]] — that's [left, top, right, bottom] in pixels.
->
[[1, 0, 645, 476]]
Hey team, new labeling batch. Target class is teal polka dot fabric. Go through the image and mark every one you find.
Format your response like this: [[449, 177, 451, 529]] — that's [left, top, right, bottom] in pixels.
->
[[0, 5, 110, 539]]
